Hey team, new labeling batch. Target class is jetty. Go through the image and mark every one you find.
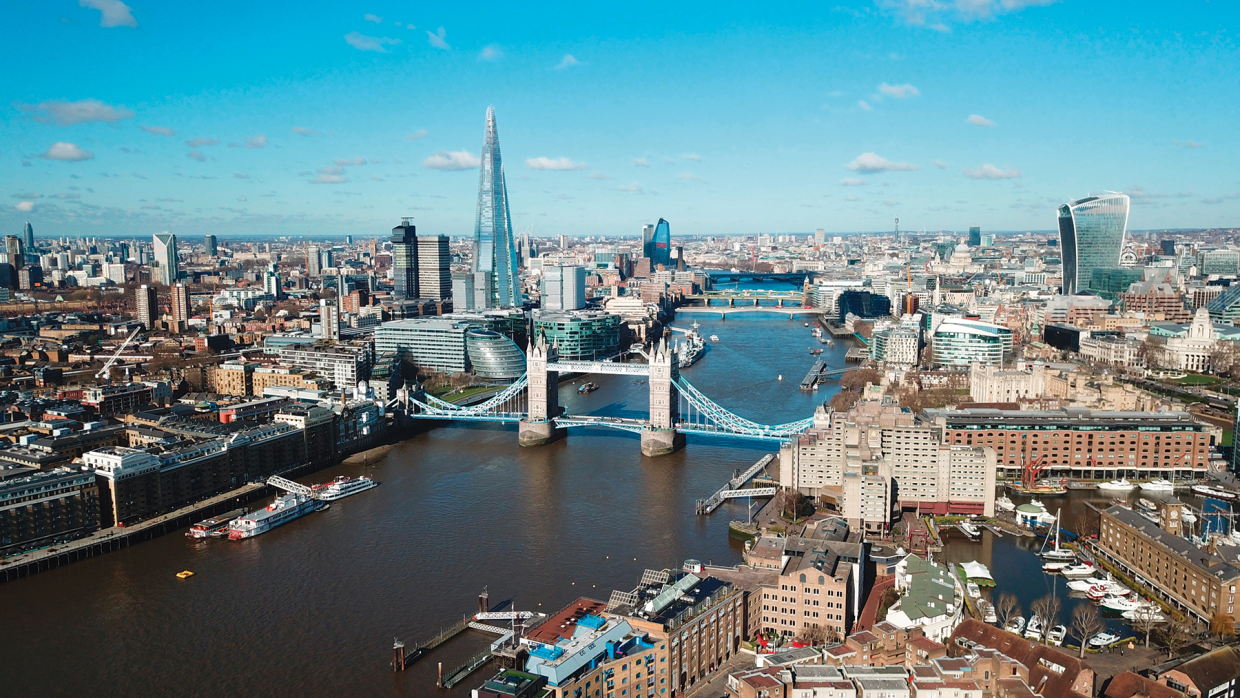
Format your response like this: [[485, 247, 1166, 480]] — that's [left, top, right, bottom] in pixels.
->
[[695, 454, 777, 515]]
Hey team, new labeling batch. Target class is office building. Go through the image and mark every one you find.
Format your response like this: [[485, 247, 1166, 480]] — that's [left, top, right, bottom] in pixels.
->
[[643, 218, 672, 268], [390, 219, 418, 300], [375, 318, 472, 373], [307, 245, 322, 277], [135, 284, 158, 330], [464, 329, 525, 380], [152, 232, 179, 285], [473, 106, 521, 308], [1057, 193, 1129, 295], [967, 226, 981, 247], [171, 283, 189, 333], [533, 311, 621, 360], [23, 221, 34, 251], [417, 235, 451, 301], [932, 319, 1011, 366], [319, 298, 340, 341], [277, 341, 371, 389], [837, 290, 892, 322], [203, 234, 217, 257], [1160, 239, 1177, 257], [4, 235, 23, 269], [451, 273, 474, 311], [923, 407, 1210, 479], [0, 468, 99, 555], [540, 265, 586, 311], [1201, 249, 1240, 276]]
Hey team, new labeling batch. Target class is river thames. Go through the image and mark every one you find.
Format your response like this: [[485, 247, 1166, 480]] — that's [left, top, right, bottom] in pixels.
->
[[0, 310, 845, 697]]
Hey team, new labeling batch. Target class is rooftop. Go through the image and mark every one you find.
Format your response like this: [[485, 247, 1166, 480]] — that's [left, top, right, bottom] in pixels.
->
[[1104, 505, 1240, 582]]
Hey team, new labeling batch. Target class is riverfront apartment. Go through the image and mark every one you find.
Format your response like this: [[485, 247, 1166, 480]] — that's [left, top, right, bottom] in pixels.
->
[[751, 517, 865, 641], [922, 408, 1211, 479], [532, 310, 621, 360], [0, 467, 100, 554], [1095, 505, 1240, 623], [276, 341, 371, 390]]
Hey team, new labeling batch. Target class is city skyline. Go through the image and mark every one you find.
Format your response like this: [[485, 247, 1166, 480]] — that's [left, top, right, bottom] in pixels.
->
[[3, 1, 1238, 239]]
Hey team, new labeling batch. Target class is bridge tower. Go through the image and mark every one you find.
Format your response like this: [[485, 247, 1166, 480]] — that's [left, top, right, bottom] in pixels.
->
[[642, 337, 685, 456], [519, 332, 566, 447]]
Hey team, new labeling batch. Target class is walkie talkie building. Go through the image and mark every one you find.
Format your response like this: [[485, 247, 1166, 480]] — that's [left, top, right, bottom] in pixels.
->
[[473, 106, 521, 309], [1057, 193, 1129, 295]]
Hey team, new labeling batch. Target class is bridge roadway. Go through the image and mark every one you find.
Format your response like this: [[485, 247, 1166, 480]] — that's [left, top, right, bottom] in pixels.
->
[[675, 306, 817, 318], [547, 361, 650, 375]]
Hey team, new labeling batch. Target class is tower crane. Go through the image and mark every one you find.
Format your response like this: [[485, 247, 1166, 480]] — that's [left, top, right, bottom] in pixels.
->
[[95, 327, 142, 381]]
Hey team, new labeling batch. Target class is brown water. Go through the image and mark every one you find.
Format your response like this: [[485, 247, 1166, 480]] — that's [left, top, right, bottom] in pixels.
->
[[0, 309, 844, 697]]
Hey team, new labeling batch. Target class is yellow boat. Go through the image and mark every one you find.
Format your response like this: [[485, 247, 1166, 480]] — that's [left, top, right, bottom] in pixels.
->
[[176, 570, 195, 579]]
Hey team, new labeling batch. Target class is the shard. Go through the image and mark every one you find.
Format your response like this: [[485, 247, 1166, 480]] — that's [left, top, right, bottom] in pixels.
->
[[473, 106, 521, 308]]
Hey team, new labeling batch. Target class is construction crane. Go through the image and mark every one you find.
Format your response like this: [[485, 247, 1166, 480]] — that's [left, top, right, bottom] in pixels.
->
[[95, 327, 142, 381]]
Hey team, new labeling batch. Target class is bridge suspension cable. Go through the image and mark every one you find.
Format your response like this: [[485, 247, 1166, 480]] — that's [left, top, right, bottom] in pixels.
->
[[674, 376, 814, 439]]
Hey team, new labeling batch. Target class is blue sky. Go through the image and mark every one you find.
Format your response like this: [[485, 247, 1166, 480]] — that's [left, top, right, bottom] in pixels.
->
[[3, 0, 1237, 239]]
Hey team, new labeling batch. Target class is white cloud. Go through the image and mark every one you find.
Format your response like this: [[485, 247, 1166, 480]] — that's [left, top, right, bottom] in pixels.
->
[[22, 99, 133, 125], [426, 27, 450, 50], [291, 127, 324, 137], [479, 44, 503, 61], [931, 160, 948, 169], [555, 54, 579, 70], [839, 178, 868, 186], [613, 182, 645, 193], [422, 150, 479, 170], [185, 137, 219, 147], [846, 194, 861, 202], [678, 173, 705, 182], [235, 173, 250, 179], [187, 150, 206, 162], [962, 163, 1021, 179], [682, 153, 703, 162], [363, 13, 382, 23], [966, 114, 995, 126], [311, 165, 347, 184], [878, 82, 920, 99], [586, 172, 613, 180], [140, 125, 176, 136], [237, 196, 248, 202], [16, 202, 34, 212], [405, 129, 429, 141], [1175, 140, 1203, 149], [40, 142, 94, 162], [344, 31, 400, 52], [80, 0, 137, 28], [845, 152, 919, 173], [858, 100, 873, 111], [526, 157, 588, 171], [245, 134, 267, 149], [878, 0, 1058, 28], [633, 158, 650, 167], [334, 156, 367, 166]]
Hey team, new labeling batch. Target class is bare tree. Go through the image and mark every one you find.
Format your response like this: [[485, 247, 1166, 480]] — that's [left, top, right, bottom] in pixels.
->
[[1132, 607, 1162, 648], [801, 624, 827, 647], [839, 368, 882, 392], [996, 593, 1020, 630], [1031, 595, 1062, 645], [1071, 511, 1099, 540], [1210, 611, 1236, 639], [1159, 620, 1194, 659], [1070, 604, 1103, 658]]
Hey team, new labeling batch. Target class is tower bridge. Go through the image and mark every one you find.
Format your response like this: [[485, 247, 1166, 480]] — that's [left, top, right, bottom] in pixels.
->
[[401, 334, 816, 456]]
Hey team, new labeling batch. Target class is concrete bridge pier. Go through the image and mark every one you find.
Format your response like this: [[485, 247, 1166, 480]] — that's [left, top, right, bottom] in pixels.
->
[[519, 332, 566, 447], [642, 337, 685, 457]]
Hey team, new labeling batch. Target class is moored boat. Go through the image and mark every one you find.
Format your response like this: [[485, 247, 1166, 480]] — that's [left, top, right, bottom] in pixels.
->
[[1087, 632, 1120, 648], [312, 475, 380, 502], [1098, 478, 1135, 492], [187, 507, 248, 538], [959, 522, 981, 539], [1046, 625, 1067, 646], [1101, 596, 1142, 612], [1192, 484, 1237, 500], [1140, 479, 1175, 492], [1024, 617, 1043, 640], [228, 492, 323, 540], [1060, 563, 1096, 578], [1122, 607, 1167, 623], [1004, 616, 1025, 634], [996, 496, 1016, 512]]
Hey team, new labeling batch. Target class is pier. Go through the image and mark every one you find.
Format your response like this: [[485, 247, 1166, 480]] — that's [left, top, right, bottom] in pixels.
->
[[392, 615, 472, 670], [800, 359, 827, 391], [695, 454, 777, 515], [442, 650, 494, 689]]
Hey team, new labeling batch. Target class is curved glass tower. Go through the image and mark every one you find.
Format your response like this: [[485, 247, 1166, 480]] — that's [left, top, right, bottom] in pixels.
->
[[473, 106, 521, 309], [644, 218, 671, 268], [465, 328, 525, 380], [1058, 193, 1129, 295]]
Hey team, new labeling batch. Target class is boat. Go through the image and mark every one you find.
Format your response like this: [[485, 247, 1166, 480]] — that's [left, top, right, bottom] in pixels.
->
[[186, 507, 248, 538], [675, 322, 708, 368], [1060, 563, 1097, 579], [1004, 616, 1025, 634], [1046, 625, 1067, 646], [1192, 484, 1237, 500], [1137, 498, 1158, 512], [1140, 479, 1175, 492], [809, 348, 823, 355], [996, 496, 1016, 512], [312, 475, 379, 501], [983, 603, 998, 624], [1098, 478, 1136, 492], [825, 339, 835, 348], [175, 570, 195, 579], [577, 382, 599, 394], [1024, 617, 1043, 640], [1086, 583, 1131, 600], [709, 335, 720, 342], [959, 522, 981, 539], [1009, 480, 1068, 496], [804, 322, 810, 327], [227, 492, 324, 540], [1039, 508, 1075, 560], [1068, 576, 1112, 592], [1122, 608, 1167, 623], [1101, 596, 1143, 612], [967, 582, 981, 597], [1087, 632, 1120, 648], [1182, 510, 1198, 524], [1043, 561, 1071, 573]]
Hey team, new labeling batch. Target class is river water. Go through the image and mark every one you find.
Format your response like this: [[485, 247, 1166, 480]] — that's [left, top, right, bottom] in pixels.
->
[[0, 309, 845, 698]]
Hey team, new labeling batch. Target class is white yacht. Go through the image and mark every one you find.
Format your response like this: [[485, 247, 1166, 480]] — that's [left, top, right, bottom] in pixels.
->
[[1123, 607, 1167, 623], [1040, 509, 1076, 561], [1140, 479, 1175, 492], [1024, 617, 1043, 640], [1088, 632, 1120, 648], [312, 475, 380, 501], [1046, 625, 1067, 646], [1101, 596, 1143, 612], [959, 522, 981, 539], [1060, 563, 1097, 579], [1068, 576, 1111, 592], [1098, 478, 1136, 492], [1004, 616, 1025, 634], [996, 496, 1016, 512], [709, 335, 720, 342], [1042, 561, 1071, 573]]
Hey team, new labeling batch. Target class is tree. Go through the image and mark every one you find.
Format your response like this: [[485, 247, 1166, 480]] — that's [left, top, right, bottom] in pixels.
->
[[1159, 620, 1194, 659], [1070, 510, 1099, 540], [996, 592, 1020, 630], [839, 368, 881, 392], [1132, 606, 1162, 648], [829, 390, 860, 412], [1030, 595, 1061, 645], [1210, 611, 1235, 640], [801, 624, 827, 647], [1069, 603, 1103, 658]]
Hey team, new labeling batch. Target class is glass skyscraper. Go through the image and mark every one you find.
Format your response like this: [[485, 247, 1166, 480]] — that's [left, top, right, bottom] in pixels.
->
[[152, 232, 179, 285], [643, 218, 671, 268], [1057, 193, 1129, 295], [390, 219, 417, 300], [23, 221, 33, 251], [473, 106, 520, 309]]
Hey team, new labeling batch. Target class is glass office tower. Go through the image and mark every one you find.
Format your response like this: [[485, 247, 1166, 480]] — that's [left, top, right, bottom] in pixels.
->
[[1057, 193, 1129, 295], [473, 106, 520, 309], [644, 218, 671, 268]]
